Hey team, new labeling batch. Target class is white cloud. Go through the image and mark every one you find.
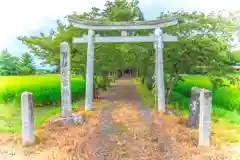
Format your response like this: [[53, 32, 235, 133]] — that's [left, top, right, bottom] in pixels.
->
[[0, 0, 106, 51], [139, 0, 239, 12], [0, 0, 239, 52]]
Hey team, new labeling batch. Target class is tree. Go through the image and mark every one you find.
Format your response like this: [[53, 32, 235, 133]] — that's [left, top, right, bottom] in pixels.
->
[[18, 0, 147, 86], [18, 0, 238, 106], [20, 53, 36, 75], [229, 50, 240, 63], [0, 50, 22, 76], [158, 11, 238, 103]]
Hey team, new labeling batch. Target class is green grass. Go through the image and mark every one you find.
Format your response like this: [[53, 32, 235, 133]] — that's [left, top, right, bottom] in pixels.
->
[[0, 74, 115, 133], [134, 78, 240, 125], [0, 100, 85, 133], [0, 75, 85, 106], [134, 79, 156, 111], [175, 75, 240, 111]]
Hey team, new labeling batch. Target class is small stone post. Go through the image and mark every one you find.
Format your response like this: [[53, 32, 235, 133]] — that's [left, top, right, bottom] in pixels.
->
[[188, 87, 201, 128], [60, 41, 72, 117], [199, 89, 212, 147], [21, 92, 35, 146]]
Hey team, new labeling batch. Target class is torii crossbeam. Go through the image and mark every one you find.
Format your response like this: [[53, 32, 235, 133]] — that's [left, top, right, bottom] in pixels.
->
[[66, 16, 178, 113]]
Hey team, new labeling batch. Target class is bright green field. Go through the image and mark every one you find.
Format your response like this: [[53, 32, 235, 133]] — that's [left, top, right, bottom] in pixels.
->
[[174, 75, 240, 111], [134, 75, 240, 124], [0, 74, 86, 132], [0, 75, 85, 106]]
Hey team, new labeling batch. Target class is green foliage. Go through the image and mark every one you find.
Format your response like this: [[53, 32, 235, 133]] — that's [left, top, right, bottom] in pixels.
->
[[161, 11, 237, 103], [0, 75, 85, 106], [0, 50, 22, 75], [229, 50, 240, 63], [15, 0, 240, 112], [20, 53, 36, 75], [134, 79, 155, 110], [135, 78, 240, 124], [175, 75, 212, 96], [0, 50, 37, 76], [174, 75, 240, 111], [18, 0, 151, 86]]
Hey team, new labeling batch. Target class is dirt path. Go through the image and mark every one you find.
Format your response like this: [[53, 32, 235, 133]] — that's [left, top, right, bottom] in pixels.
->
[[0, 79, 240, 160], [82, 79, 181, 159]]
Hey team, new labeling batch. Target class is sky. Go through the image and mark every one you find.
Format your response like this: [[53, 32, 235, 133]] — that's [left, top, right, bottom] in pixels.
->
[[0, 0, 239, 68]]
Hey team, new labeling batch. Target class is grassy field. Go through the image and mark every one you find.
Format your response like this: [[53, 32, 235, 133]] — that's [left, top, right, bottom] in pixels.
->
[[174, 75, 240, 111], [0, 74, 115, 133], [134, 75, 240, 124], [0, 75, 85, 106], [0, 100, 84, 133], [0, 74, 86, 132]]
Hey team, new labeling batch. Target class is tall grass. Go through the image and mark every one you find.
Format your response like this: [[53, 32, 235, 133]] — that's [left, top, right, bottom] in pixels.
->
[[0, 75, 85, 106], [134, 76, 240, 124], [174, 75, 240, 111]]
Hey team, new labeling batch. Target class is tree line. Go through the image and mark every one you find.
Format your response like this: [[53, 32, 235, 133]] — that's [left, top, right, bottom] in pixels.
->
[[16, 0, 240, 103], [0, 50, 37, 76]]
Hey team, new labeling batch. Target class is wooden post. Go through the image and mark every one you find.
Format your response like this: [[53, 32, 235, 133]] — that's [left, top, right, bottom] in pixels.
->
[[60, 41, 72, 117], [85, 29, 95, 110], [199, 89, 212, 147], [21, 92, 35, 146], [154, 28, 166, 113]]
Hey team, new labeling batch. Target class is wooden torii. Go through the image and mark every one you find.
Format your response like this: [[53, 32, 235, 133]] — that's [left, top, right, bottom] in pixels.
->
[[67, 16, 179, 113]]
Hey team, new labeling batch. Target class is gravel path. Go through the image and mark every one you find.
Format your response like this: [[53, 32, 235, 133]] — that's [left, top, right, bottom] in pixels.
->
[[81, 79, 182, 159]]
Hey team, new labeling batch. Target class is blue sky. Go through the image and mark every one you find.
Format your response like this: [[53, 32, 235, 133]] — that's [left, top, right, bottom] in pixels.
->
[[0, 0, 239, 68]]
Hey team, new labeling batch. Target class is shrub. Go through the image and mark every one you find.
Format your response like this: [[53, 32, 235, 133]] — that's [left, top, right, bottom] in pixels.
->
[[175, 75, 212, 96]]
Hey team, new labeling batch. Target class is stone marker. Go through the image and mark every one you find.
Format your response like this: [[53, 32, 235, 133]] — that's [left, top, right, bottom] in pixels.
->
[[188, 87, 212, 147], [21, 92, 35, 146], [60, 41, 72, 118], [199, 89, 212, 147], [188, 87, 201, 128]]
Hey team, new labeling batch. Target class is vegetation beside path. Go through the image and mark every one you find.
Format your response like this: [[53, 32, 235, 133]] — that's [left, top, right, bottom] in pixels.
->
[[134, 78, 240, 146]]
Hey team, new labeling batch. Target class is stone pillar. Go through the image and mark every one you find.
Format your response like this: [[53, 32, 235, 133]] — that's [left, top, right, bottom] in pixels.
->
[[154, 28, 165, 113], [199, 89, 212, 147], [188, 87, 201, 128], [60, 41, 72, 117], [85, 29, 95, 110], [21, 92, 34, 146]]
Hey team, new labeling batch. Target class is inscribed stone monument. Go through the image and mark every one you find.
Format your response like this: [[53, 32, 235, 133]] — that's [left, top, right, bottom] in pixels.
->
[[60, 41, 72, 117], [199, 89, 212, 147]]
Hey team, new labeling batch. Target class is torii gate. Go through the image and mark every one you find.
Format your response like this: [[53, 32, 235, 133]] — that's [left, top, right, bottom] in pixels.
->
[[60, 16, 178, 117]]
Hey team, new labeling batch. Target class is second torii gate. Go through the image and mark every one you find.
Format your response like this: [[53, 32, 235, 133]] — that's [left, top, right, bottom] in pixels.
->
[[68, 16, 178, 112]]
